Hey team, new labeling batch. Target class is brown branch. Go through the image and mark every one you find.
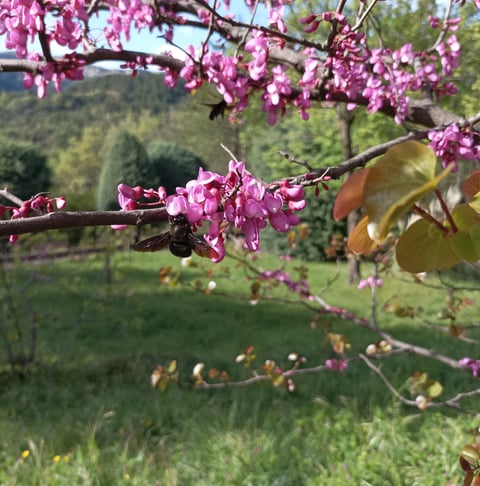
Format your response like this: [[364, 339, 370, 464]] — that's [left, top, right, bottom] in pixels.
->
[[0, 208, 168, 238], [352, 0, 382, 32], [359, 353, 419, 406], [376, 330, 466, 370], [310, 290, 466, 371], [194, 363, 329, 390], [269, 130, 429, 191], [360, 353, 480, 414]]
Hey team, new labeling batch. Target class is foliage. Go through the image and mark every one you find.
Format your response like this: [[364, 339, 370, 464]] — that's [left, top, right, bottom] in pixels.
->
[[51, 126, 106, 202], [334, 142, 480, 272], [97, 130, 153, 211], [0, 140, 51, 201], [292, 190, 347, 261], [147, 141, 205, 194], [251, 108, 342, 177], [0, 73, 187, 157], [0, 251, 478, 484]]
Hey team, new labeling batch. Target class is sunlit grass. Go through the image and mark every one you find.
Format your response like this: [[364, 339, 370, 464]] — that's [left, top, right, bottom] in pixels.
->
[[0, 249, 477, 485]]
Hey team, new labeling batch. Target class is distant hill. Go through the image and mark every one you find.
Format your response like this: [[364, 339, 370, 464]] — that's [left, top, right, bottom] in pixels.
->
[[0, 51, 117, 92], [0, 52, 239, 176], [0, 56, 188, 152]]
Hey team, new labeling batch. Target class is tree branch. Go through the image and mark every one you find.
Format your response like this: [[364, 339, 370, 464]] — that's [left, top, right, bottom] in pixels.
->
[[0, 208, 168, 238]]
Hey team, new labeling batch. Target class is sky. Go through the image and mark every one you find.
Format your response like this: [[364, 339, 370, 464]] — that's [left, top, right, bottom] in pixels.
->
[[29, 1, 453, 69], [38, 4, 268, 69]]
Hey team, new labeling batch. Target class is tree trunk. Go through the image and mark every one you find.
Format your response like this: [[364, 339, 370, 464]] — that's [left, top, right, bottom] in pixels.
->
[[336, 105, 361, 285]]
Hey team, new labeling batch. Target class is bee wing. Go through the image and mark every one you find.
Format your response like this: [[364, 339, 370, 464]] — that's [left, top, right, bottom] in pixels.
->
[[133, 232, 171, 252], [188, 234, 217, 259]]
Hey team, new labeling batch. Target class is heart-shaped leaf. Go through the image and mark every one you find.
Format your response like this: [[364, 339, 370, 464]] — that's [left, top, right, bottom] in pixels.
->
[[333, 168, 371, 221], [347, 215, 378, 255], [462, 170, 480, 199], [396, 219, 461, 273], [448, 205, 480, 263], [363, 142, 452, 241]]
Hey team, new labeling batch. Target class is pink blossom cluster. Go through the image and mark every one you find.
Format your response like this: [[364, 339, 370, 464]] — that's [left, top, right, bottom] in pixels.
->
[[1, 1, 477, 170], [259, 268, 312, 300], [0, 0, 88, 96], [357, 276, 383, 290], [105, 0, 156, 52], [0, 0, 86, 58], [1, 194, 66, 243], [23, 53, 85, 98], [300, 12, 461, 124], [0, 0, 472, 133], [459, 357, 480, 377], [428, 125, 480, 169], [117, 161, 306, 262], [325, 359, 348, 372]]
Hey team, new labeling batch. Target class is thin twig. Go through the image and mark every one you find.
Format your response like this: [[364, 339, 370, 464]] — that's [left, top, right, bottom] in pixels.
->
[[427, 0, 454, 54], [359, 353, 418, 406], [352, 0, 381, 32]]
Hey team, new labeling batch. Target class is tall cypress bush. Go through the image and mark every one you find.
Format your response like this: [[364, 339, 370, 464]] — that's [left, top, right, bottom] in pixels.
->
[[97, 130, 153, 210], [147, 141, 205, 194]]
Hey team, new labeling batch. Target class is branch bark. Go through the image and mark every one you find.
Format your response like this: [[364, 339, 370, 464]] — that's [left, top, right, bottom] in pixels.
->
[[0, 208, 168, 238]]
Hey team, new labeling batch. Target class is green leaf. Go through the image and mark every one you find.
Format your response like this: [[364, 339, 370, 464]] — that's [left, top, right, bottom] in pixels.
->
[[461, 445, 480, 466], [426, 381, 443, 398], [449, 205, 480, 263], [363, 141, 452, 241], [396, 219, 461, 273], [168, 360, 177, 374]]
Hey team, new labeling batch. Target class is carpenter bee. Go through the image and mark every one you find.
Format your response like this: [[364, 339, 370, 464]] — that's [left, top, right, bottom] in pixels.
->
[[206, 100, 228, 120], [133, 214, 215, 258]]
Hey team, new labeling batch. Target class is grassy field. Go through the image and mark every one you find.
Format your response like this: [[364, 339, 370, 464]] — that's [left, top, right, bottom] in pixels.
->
[[0, 247, 478, 485]]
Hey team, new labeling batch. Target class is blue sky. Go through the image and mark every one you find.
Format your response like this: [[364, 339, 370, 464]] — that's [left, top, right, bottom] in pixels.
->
[[37, 4, 268, 68]]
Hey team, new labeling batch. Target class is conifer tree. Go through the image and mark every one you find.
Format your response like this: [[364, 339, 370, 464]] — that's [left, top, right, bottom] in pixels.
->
[[147, 141, 205, 195], [97, 130, 152, 211]]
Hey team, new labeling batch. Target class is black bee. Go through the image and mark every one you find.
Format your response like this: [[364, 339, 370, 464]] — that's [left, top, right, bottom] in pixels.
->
[[207, 100, 228, 120], [133, 214, 215, 258]]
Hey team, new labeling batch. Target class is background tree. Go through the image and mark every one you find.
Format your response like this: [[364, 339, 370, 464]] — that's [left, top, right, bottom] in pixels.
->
[[0, 140, 51, 201], [97, 130, 152, 211], [147, 141, 205, 195], [53, 126, 105, 204]]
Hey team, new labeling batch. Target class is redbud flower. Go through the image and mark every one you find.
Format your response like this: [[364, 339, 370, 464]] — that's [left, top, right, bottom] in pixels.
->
[[357, 276, 383, 289], [325, 359, 348, 372]]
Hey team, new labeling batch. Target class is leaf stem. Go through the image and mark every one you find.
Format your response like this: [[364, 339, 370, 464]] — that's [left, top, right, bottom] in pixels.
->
[[412, 204, 449, 234], [435, 189, 458, 233]]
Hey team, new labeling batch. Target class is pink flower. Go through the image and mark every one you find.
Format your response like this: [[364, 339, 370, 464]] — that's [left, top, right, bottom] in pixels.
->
[[165, 195, 189, 216], [325, 359, 348, 372], [357, 276, 383, 289], [459, 358, 480, 377]]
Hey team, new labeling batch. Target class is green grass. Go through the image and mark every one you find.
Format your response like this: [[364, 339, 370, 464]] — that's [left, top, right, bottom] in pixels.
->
[[0, 249, 478, 485]]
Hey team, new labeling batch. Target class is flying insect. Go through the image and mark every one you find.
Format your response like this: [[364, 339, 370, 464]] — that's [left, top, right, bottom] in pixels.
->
[[207, 100, 228, 120], [133, 214, 214, 258]]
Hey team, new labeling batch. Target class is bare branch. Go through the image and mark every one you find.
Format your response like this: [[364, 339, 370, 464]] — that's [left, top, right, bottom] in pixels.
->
[[0, 189, 25, 207], [359, 353, 418, 406], [360, 353, 480, 415], [194, 363, 329, 390]]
